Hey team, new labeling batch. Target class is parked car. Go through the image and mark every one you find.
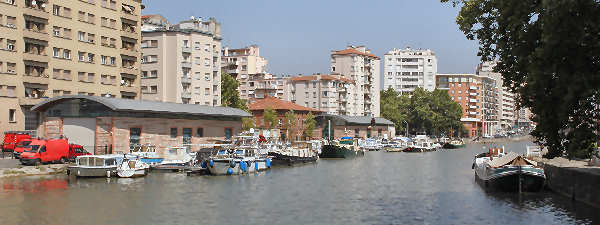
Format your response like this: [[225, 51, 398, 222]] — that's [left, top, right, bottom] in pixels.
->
[[20, 139, 70, 165], [2, 131, 32, 153], [13, 138, 34, 159], [68, 144, 91, 161]]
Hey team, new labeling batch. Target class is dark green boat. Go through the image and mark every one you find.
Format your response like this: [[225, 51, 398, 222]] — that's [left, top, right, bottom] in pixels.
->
[[443, 140, 466, 149], [319, 138, 365, 158]]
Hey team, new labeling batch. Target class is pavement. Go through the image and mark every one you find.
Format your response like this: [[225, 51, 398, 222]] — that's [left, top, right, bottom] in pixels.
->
[[0, 158, 20, 169]]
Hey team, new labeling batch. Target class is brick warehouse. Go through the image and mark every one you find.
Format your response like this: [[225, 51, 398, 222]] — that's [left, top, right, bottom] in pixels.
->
[[314, 114, 395, 140], [31, 95, 250, 154]]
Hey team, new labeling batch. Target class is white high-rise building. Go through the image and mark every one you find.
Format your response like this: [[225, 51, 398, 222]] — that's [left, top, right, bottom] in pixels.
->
[[330, 46, 381, 117], [476, 61, 516, 131], [383, 48, 437, 94]]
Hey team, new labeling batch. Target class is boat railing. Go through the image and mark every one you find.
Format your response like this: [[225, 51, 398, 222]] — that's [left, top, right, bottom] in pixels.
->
[[526, 146, 545, 158]]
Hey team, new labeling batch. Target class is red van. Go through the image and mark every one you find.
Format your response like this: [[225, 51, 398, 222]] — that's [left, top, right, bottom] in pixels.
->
[[2, 131, 32, 153], [68, 144, 90, 161], [12, 138, 33, 159], [20, 139, 70, 165]]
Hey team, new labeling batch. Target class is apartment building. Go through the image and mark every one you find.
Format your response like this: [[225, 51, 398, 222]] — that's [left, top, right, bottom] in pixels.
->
[[246, 73, 288, 103], [140, 16, 222, 105], [330, 46, 380, 117], [221, 45, 268, 101], [476, 61, 516, 130], [0, 0, 143, 138], [384, 47, 437, 94], [288, 74, 355, 115], [437, 73, 500, 137]]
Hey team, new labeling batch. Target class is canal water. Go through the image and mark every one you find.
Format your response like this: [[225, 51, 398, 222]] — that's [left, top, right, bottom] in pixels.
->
[[0, 140, 598, 225]]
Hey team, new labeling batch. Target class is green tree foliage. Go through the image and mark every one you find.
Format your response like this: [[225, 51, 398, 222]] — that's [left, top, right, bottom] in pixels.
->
[[284, 110, 298, 141], [443, 0, 600, 158], [220, 72, 248, 111], [242, 117, 255, 131], [263, 107, 278, 129], [303, 112, 316, 138], [380, 87, 465, 137]]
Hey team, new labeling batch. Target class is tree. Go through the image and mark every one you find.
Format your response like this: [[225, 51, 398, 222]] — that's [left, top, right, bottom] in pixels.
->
[[303, 112, 316, 139], [380, 87, 464, 137], [221, 72, 248, 111], [284, 110, 298, 141], [242, 117, 255, 131], [443, 0, 600, 158], [263, 107, 278, 129]]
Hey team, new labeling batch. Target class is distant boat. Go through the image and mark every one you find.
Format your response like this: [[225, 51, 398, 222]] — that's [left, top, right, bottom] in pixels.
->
[[443, 140, 466, 149], [320, 137, 365, 158], [268, 141, 318, 166], [206, 136, 271, 175], [473, 147, 545, 192]]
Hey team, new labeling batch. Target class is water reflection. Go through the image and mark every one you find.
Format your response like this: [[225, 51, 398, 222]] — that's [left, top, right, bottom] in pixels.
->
[[0, 140, 596, 225]]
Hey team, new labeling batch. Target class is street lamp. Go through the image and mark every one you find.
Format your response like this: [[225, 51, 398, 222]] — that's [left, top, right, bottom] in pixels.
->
[[403, 120, 409, 137]]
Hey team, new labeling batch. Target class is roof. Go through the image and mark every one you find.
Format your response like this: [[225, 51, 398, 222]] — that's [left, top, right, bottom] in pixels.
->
[[249, 96, 322, 112], [487, 152, 537, 168], [332, 48, 380, 59], [31, 95, 251, 118], [141, 15, 155, 19], [289, 74, 354, 83], [316, 114, 394, 126]]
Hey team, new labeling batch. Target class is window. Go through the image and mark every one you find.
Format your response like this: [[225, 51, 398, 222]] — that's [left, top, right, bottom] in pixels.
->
[[53, 48, 60, 57], [129, 128, 141, 150], [78, 72, 85, 81], [355, 128, 359, 138], [8, 109, 15, 122], [88, 53, 94, 63], [7, 40, 15, 51], [78, 31, 85, 41], [196, 128, 203, 137], [170, 128, 178, 138], [63, 50, 71, 59], [225, 128, 232, 140], [87, 73, 95, 82], [53, 27, 60, 36]]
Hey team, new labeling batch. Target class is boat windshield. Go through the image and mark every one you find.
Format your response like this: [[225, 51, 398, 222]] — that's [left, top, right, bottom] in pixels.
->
[[78, 157, 88, 166], [25, 145, 40, 152], [340, 140, 353, 145], [235, 149, 244, 155], [105, 158, 116, 166], [217, 150, 227, 155]]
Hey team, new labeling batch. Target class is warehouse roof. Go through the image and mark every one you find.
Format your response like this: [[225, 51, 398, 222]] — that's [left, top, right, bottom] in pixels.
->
[[31, 95, 251, 118], [316, 114, 394, 126]]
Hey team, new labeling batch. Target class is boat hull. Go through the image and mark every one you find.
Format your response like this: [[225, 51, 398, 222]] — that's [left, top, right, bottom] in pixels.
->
[[117, 169, 148, 178], [268, 152, 318, 166], [319, 145, 364, 158], [475, 166, 545, 192], [443, 143, 466, 149], [67, 166, 117, 178], [207, 159, 270, 175]]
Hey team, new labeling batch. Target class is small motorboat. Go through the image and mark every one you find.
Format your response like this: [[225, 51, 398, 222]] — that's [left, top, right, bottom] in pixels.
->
[[269, 141, 318, 166], [320, 137, 365, 158], [473, 147, 546, 192], [443, 139, 466, 149], [67, 155, 123, 177], [117, 158, 149, 178]]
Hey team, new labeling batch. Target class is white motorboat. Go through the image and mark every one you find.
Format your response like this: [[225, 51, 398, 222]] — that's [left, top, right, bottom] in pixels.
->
[[67, 154, 123, 177], [117, 158, 149, 178], [206, 136, 271, 175], [406, 135, 438, 152]]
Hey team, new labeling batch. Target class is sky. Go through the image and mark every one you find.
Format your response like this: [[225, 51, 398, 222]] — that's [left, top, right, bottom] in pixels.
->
[[142, 0, 481, 76]]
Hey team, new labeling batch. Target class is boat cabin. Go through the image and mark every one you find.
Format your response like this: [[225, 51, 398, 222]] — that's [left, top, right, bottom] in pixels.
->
[[75, 155, 122, 167]]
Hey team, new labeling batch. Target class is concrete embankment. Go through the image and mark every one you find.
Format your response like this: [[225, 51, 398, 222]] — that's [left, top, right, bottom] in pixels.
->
[[0, 159, 68, 178], [466, 135, 534, 144], [534, 157, 600, 208]]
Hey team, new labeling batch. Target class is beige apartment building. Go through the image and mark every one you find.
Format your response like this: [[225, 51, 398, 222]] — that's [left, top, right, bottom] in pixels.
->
[[330, 46, 380, 117], [140, 15, 222, 105], [477, 61, 516, 131], [247, 73, 288, 103], [0, 0, 142, 138], [221, 45, 268, 101], [288, 74, 355, 115]]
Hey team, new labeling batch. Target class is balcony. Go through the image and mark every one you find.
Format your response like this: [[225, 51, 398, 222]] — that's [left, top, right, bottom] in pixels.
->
[[23, 53, 49, 63], [181, 62, 192, 68], [23, 7, 49, 20], [181, 92, 191, 99], [469, 86, 478, 90], [120, 85, 138, 94], [469, 99, 478, 103], [181, 47, 191, 53], [120, 30, 139, 40], [120, 67, 138, 76], [469, 92, 478, 96], [18, 97, 45, 106], [22, 74, 49, 85], [469, 111, 478, 115], [226, 68, 239, 74], [181, 76, 191, 84], [120, 12, 138, 23], [469, 105, 478, 109], [23, 29, 49, 41], [120, 48, 138, 57]]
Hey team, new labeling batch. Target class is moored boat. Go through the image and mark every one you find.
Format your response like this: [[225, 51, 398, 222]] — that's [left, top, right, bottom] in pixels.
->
[[116, 158, 149, 178], [443, 139, 466, 149], [206, 148, 271, 175], [268, 141, 318, 166], [319, 137, 364, 158], [473, 147, 545, 192], [67, 155, 123, 177]]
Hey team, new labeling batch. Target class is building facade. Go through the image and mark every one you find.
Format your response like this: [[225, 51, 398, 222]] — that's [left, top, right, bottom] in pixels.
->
[[288, 74, 356, 115], [0, 0, 143, 139], [31, 96, 249, 154], [330, 46, 380, 117], [384, 47, 437, 94], [141, 16, 222, 105], [314, 114, 395, 140], [248, 73, 288, 103], [248, 96, 322, 141], [221, 45, 268, 101], [476, 61, 516, 131]]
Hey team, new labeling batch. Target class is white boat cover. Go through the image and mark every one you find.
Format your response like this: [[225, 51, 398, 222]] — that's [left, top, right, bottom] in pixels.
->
[[487, 152, 537, 168]]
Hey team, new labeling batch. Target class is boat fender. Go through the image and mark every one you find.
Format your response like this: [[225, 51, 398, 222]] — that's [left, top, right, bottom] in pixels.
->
[[229, 160, 236, 168], [247, 160, 252, 168], [240, 161, 247, 172], [209, 159, 214, 168], [255, 161, 259, 171], [200, 161, 207, 168], [266, 158, 271, 168], [227, 168, 233, 175]]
